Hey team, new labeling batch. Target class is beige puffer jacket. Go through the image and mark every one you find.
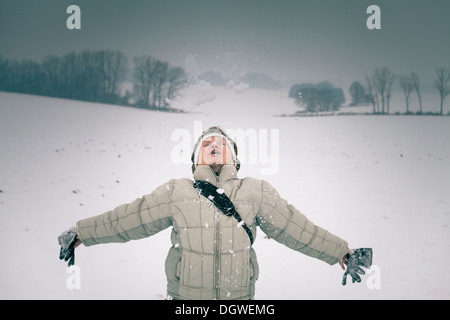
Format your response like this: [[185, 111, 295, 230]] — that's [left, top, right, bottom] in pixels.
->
[[76, 164, 348, 300]]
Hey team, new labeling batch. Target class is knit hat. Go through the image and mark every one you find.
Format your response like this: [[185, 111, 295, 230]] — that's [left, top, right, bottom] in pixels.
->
[[191, 126, 240, 173]]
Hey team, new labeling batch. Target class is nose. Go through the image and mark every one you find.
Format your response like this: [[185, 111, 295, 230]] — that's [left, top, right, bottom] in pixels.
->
[[210, 140, 220, 148]]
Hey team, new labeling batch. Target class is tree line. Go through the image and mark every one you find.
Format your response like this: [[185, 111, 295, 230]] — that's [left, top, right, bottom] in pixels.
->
[[289, 81, 345, 113], [349, 67, 450, 115], [0, 50, 187, 110]]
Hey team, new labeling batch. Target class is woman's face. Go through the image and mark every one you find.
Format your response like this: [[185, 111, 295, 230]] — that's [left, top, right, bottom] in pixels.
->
[[198, 135, 234, 170]]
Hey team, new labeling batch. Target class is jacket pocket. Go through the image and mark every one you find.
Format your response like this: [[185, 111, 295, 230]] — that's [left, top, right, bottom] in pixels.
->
[[165, 246, 182, 284], [249, 250, 259, 283], [175, 259, 181, 280]]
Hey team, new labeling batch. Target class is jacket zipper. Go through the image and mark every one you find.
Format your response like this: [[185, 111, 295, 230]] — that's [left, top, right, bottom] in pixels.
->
[[213, 173, 221, 299], [214, 209, 221, 299]]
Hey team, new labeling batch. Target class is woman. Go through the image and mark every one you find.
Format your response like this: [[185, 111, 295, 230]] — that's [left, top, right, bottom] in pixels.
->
[[59, 126, 367, 300]]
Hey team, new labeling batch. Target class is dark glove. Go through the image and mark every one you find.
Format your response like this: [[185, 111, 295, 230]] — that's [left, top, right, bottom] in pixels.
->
[[342, 248, 373, 285], [58, 229, 78, 267]]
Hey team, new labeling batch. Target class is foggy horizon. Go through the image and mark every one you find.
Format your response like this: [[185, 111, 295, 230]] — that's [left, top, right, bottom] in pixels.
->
[[1, 0, 449, 89]]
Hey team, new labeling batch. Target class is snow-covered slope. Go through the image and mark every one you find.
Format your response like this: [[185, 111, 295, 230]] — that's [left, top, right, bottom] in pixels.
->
[[0, 86, 449, 299]]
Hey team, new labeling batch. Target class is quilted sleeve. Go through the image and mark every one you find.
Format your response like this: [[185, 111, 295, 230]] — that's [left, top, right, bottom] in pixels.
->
[[256, 180, 348, 265], [76, 180, 175, 246]]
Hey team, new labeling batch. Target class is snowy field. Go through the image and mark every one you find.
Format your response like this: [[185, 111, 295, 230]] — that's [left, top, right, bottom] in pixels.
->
[[0, 85, 449, 300]]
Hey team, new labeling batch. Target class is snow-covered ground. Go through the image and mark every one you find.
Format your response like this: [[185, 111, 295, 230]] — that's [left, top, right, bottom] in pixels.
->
[[0, 85, 449, 299]]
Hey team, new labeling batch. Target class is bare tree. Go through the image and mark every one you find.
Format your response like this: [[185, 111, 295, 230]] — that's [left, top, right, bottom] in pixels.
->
[[166, 67, 186, 100], [98, 50, 127, 104], [372, 67, 395, 114], [317, 88, 334, 112], [386, 73, 395, 114], [434, 68, 450, 115], [410, 72, 422, 113], [78, 50, 100, 102], [61, 52, 78, 100], [365, 76, 379, 113], [349, 81, 366, 106], [399, 73, 414, 114], [133, 56, 186, 109], [297, 87, 319, 114], [152, 60, 169, 108], [42, 55, 62, 97], [133, 55, 156, 108], [109, 51, 128, 103], [1, 51, 185, 111]]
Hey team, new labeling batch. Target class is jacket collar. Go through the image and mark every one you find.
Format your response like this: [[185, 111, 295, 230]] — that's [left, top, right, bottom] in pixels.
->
[[193, 164, 238, 186]]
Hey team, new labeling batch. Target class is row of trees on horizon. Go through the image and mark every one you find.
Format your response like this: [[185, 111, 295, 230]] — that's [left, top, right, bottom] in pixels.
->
[[288, 82, 345, 113], [290, 67, 450, 116], [0, 50, 187, 111], [349, 67, 450, 115], [1, 50, 449, 115], [0, 50, 283, 110]]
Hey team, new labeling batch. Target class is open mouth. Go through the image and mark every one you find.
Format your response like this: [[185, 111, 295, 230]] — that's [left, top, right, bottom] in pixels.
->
[[210, 150, 221, 156]]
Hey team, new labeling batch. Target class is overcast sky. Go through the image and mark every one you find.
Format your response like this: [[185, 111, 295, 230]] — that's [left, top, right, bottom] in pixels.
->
[[1, 0, 449, 88]]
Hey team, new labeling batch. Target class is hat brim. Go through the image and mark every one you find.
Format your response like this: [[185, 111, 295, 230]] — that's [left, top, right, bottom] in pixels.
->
[[192, 132, 237, 168]]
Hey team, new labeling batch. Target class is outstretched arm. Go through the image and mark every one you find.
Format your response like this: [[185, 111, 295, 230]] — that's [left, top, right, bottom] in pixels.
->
[[76, 188, 173, 246], [256, 180, 349, 265], [58, 180, 177, 265], [255, 180, 372, 285]]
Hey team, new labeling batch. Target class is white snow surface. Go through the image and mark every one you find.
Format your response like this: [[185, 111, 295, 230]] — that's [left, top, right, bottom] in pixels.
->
[[0, 86, 449, 300]]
